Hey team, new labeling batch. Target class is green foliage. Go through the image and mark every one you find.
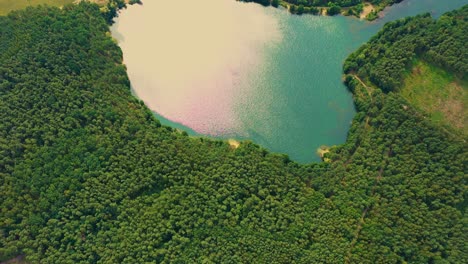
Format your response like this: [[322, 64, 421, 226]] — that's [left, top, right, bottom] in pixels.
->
[[345, 6, 468, 92], [327, 5, 342, 16], [347, 3, 364, 17], [101, 0, 127, 24], [297, 4, 305, 14], [290, 4, 296, 13], [238, 0, 272, 7], [0, 2, 466, 264], [241, 0, 403, 17], [285, 0, 361, 8], [366, 10, 379, 20]]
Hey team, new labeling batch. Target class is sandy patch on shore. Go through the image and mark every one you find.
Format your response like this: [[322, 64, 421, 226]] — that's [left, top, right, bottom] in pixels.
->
[[228, 139, 240, 149], [317, 146, 329, 156], [360, 2, 375, 19]]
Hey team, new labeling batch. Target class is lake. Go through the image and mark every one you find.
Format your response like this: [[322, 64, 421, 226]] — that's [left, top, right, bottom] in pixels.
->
[[111, 0, 467, 163]]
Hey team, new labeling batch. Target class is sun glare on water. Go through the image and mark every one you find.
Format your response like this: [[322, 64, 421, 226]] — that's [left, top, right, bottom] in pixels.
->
[[112, 0, 282, 135]]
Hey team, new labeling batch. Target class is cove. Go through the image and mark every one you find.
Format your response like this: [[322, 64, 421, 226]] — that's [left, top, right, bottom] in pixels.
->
[[111, 0, 467, 163]]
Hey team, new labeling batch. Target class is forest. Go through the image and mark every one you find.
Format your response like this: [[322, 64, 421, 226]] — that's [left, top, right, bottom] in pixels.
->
[[344, 6, 467, 93], [344, 5, 467, 135], [0, 1, 466, 263]]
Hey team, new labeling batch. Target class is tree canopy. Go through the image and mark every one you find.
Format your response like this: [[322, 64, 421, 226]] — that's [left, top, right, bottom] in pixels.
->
[[0, 2, 466, 263]]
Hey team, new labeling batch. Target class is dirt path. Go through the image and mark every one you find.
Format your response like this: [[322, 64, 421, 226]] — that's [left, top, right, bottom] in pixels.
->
[[352, 74, 374, 102]]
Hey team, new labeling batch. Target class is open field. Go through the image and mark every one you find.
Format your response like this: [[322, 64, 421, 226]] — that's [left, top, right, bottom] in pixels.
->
[[0, 0, 124, 16], [401, 60, 467, 134], [0, 0, 74, 15]]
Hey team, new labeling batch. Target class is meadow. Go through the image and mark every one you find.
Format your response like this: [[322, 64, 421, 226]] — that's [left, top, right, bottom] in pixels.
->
[[402, 60, 467, 134], [0, 0, 74, 15]]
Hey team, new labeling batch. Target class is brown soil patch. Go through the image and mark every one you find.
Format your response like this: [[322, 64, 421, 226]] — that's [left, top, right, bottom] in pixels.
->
[[441, 82, 466, 130]]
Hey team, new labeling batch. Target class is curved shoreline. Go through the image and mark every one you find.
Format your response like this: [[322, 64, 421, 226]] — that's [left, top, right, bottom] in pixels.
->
[[240, 0, 401, 21]]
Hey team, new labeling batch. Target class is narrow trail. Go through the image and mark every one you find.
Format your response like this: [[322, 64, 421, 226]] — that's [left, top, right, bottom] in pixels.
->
[[352, 74, 373, 101]]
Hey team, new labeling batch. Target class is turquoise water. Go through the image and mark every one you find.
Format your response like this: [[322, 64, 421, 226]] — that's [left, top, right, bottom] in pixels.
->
[[238, 0, 468, 163], [114, 0, 467, 163]]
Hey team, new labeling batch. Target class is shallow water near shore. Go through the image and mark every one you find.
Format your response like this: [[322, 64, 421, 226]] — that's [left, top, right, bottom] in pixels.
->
[[111, 0, 467, 163]]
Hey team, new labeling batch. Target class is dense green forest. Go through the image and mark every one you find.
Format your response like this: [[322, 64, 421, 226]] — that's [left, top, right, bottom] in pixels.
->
[[0, 2, 466, 263]]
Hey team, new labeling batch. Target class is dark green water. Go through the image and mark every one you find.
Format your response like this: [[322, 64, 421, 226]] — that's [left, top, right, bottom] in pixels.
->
[[114, 0, 468, 163]]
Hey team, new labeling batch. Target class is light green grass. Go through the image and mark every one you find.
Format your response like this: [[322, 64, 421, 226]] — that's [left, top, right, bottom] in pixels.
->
[[401, 59, 467, 134], [0, 0, 75, 16]]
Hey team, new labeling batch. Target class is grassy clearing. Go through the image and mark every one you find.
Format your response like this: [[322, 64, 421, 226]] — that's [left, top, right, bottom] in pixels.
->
[[401, 60, 467, 135], [0, 0, 117, 16], [0, 0, 75, 15]]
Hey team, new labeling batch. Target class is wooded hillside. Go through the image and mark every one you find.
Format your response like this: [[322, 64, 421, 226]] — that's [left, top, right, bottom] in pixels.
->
[[0, 2, 466, 263]]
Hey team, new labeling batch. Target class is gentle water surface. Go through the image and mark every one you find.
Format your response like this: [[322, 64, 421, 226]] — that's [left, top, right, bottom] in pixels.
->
[[111, 0, 467, 163]]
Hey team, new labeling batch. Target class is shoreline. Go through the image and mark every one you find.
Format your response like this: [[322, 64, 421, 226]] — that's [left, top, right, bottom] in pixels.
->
[[254, 0, 399, 21], [360, 3, 376, 19]]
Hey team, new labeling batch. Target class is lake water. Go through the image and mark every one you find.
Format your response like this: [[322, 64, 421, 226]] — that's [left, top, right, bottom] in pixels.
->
[[111, 0, 467, 163]]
